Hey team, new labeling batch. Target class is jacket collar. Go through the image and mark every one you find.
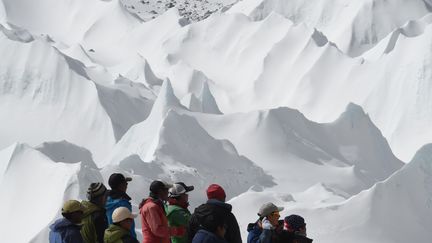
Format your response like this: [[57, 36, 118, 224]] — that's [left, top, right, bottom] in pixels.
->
[[108, 189, 131, 201]]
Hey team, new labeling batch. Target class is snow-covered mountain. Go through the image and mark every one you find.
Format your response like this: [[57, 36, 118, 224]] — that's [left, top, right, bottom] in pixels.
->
[[193, 103, 403, 196], [229, 0, 432, 56], [121, 0, 238, 21], [0, 0, 431, 242]]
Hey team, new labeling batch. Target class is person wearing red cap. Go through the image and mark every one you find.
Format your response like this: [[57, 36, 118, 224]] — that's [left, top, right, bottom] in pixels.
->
[[188, 184, 241, 243]]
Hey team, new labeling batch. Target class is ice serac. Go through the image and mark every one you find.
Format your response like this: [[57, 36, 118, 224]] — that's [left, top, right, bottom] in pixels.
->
[[0, 29, 117, 163], [192, 103, 403, 195], [108, 79, 185, 164], [182, 80, 222, 114], [162, 9, 432, 161], [95, 77, 155, 141], [0, 143, 101, 243], [229, 0, 432, 56]]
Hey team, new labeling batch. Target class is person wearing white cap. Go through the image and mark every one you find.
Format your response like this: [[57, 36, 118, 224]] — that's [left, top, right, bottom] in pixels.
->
[[167, 182, 194, 243], [104, 207, 139, 243], [246, 202, 284, 243]]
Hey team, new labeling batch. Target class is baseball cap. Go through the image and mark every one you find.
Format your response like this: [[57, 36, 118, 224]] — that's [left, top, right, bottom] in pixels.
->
[[108, 173, 132, 189], [62, 200, 83, 214], [112, 207, 137, 223], [169, 182, 194, 197], [150, 180, 173, 193], [258, 202, 284, 218]]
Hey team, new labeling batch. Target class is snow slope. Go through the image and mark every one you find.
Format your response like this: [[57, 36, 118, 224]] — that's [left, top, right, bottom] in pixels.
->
[[0, 28, 117, 163], [1, 0, 142, 45], [0, 143, 102, 243], [230, 144, 432, 243]]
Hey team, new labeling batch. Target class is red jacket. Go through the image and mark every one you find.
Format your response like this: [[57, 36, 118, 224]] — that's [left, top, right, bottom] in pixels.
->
[[140, 198, 185, 243]]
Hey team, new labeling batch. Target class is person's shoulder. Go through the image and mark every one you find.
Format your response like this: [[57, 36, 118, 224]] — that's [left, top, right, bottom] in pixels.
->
[[292, 235, 313, 243], [121, 234, 139, 243]]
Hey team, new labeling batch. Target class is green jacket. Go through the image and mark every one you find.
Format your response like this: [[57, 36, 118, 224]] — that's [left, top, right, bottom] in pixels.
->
[[104, 224, 136, 243], [166, 205, 191, 243], [81, 201, 108, 243]]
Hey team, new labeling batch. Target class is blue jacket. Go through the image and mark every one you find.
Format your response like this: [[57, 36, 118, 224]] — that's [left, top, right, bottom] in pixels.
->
[[192, 229, 228, 243], [247, 223, 262, 243], [105, 190, 137, 239], [49, 218, 83, 243]]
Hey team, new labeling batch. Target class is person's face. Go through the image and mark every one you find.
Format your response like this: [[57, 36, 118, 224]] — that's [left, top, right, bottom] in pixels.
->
[[179, 193, 189, 206], [120, 218, 134, 231], [267, 211, 280, 227], [299, 225, 307, 235], [118, 181, 128, 193], [160, 188, 169, 201]]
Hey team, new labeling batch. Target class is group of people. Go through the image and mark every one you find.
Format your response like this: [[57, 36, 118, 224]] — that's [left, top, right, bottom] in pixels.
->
[[49, 173, 313, 243]]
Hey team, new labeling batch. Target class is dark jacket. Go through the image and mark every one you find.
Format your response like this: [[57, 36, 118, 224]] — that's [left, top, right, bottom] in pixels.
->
[[192, 229, 228, 243], [81, 200, 108, 243], [49, 218, 84, 243], [106, 190, 137, 239], [104, 224, 139, 243], [278, 231, 313, 243], [188, 199, 241, 243]]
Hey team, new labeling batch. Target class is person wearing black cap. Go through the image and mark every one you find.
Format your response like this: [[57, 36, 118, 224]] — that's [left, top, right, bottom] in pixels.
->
[[106, 173, 136, 239], [81, 182, 109, 243], [139, 180, 185, 243], [167, 182, 194, 243]]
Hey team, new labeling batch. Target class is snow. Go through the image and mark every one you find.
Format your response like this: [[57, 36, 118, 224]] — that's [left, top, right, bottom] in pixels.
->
[[0, 143, 102, 243], [228, 0, 432, 56], [0, 0, 431, 242]]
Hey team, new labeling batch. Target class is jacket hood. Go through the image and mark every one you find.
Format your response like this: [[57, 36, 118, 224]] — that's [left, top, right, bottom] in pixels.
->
[[50, 218, 80, 232], [104, 224, 129, 243], [81, 200, 104, 217], [206, 199, 232, 211]]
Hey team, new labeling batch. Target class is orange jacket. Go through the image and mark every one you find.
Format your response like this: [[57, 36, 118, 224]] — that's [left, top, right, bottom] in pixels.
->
[[140, 198, 185, 243]]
